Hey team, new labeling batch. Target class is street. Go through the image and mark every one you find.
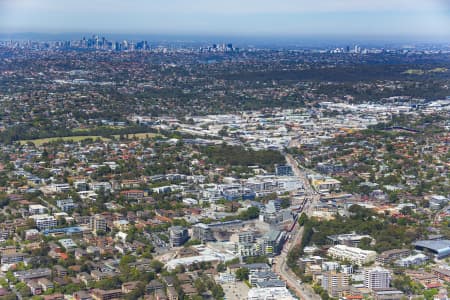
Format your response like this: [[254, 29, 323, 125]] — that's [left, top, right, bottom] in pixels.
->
[[272, 153, 321, 300]]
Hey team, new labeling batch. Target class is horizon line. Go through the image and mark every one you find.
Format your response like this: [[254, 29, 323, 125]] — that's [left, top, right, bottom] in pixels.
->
[[1, 31, 450, 44]]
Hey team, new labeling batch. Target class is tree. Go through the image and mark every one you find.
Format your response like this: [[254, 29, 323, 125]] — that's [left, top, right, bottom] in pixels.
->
[[392, 275, 418, 295], [239, 206, 260, 220], [359, 237, 372, 250], [400, 206, 413, 216], [211, 283, 225, 299], [298, 213, 308, 226], [0, 294, 17, 300], [60, 283, 84, 294], [149, 260, 164, 273], [119, 254, 136, 273], [280, 198, 291, 209], [124, 282, 145, 300], [244, 256, 268, 264], [94, 277, 121, 290], [216, 263, 226, 272], [184, 239, 201, 247], [423, 289, 439, 300], [235, 268, 249, 281], [218, 126, 228, 137], [16, 282, 32, 297], [194, 278, 206, 294]]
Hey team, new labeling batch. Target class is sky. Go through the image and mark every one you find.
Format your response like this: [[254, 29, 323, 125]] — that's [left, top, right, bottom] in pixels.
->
[[1, 0, 450, 40]]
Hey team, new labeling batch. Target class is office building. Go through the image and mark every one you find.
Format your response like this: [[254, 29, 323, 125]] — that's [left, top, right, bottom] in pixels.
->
[[192, 223, 214, 243], [266, 200, 282, 212], [239, 231, 256, 244], [327, 233, 372, 247], [233, 231, 260, 258], [249, 271, 280, 287], [244, 263, 272, 276], [275, 165, 293, 176], [258, 230, 286, 257]]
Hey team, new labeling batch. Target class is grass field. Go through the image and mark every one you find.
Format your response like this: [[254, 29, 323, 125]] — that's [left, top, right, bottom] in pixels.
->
[[112, 132, 161, 139], [19, 132, 161, 146], [429, 67, 448, 73], [403, 69, 425, 75], [19, 136, 110, 146], [403, 68, 448, 75], [72, 125, 126, 133]]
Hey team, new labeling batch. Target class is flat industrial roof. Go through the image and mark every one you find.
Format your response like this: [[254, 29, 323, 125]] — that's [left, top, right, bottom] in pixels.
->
[[413, 240, 450, 258], [413, 240, 450, 252]]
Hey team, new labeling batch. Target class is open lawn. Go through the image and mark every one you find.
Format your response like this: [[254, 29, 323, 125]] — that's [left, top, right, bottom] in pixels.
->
[[112, 132, 161, 139], [403, 69, 425, 75], [72, 125, 126, 133], [19, 136, 110, 146], [429, 67, 448, 73], [19, 132, 161, 146], [403, 68, 448, 75]]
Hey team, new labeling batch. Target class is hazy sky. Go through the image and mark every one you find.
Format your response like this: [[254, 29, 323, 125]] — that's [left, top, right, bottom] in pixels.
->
[[1, 0, 450, 38]]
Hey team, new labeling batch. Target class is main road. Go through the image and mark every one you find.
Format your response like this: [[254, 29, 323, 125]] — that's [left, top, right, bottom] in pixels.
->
[[273, 152, 321, 300]]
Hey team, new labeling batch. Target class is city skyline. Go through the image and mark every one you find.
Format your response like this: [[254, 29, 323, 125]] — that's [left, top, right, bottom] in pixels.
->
[[1, 0, 450, 40], [1, 2, 450, 300]]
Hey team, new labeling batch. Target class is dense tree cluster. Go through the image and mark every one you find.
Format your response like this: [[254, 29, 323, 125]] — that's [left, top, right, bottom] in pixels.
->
[[200, 144, 285, 171]]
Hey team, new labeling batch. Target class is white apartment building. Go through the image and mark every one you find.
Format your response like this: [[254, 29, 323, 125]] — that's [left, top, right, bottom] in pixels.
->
[[327, 245, 377, 266], [29, 214, 57, 231], [90, 214, 107, 234], [364, 267, 391, 290], [245, 175, 302, 195], [28, 204, 47, 215], [247, 287, 295, 300], [236, 243, 261, 258], [44, 183, 71, 193], [89, 181, 112, 192]]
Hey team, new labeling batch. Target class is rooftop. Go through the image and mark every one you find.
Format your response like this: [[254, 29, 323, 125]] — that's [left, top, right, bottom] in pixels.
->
[[413, 240, 450, 252]]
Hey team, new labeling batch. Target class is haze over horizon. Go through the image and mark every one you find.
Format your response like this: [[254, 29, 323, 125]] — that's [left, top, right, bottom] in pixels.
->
[[1, 0, 450, 42]]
